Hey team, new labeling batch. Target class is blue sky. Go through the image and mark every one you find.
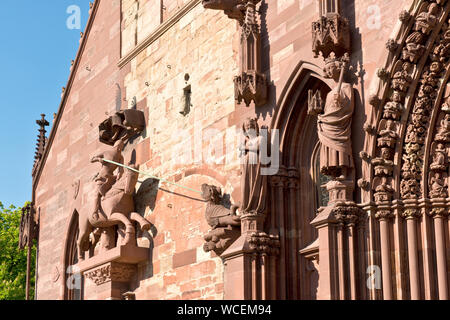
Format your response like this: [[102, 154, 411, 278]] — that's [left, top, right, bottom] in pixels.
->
[[0, 1, 91, 208]]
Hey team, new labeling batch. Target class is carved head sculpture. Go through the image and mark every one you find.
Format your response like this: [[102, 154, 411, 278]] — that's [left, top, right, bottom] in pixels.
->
[[323, 52, 343, 80], [201, 184, 223, 204], [392, 91, 402, 103], [381, 147, 394, 161], [429, 3, 439, 15], [243, 118, 260, 138]]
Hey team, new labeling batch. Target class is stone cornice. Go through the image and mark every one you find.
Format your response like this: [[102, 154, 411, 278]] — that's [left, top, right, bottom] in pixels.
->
[[118, 0, 202, 69]]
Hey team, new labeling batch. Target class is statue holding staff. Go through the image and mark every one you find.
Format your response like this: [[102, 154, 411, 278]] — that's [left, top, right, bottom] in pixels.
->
[[309, 52, 355, 180]]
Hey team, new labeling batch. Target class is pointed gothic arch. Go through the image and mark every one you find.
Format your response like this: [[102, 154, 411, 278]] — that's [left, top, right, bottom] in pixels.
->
[[362, 0, 450, 300], [63, 210, 82, 300], [267, 61, 334, 300]]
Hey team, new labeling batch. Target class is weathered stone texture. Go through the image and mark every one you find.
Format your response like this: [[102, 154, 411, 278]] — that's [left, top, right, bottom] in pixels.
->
[[34, 0, 425, 300]]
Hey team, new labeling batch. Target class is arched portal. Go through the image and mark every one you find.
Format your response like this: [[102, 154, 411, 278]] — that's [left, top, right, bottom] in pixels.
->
[[363, 0, 450, 300], [268, 62, 333, 300]]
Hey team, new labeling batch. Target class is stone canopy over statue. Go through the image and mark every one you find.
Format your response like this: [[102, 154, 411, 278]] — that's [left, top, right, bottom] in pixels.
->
[[308, 52, 355, 181]]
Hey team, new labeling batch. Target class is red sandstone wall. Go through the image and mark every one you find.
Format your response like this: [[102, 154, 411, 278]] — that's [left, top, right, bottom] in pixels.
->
[[34, 0, 123, 300], [34, 0, 418, 300]]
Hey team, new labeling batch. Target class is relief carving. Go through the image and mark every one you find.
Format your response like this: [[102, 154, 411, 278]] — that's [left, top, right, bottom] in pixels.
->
[[373, 176, 394, 203], [391, 61, 413, 94], [84, 262, 136, 286], [429, 171, 448, 198]]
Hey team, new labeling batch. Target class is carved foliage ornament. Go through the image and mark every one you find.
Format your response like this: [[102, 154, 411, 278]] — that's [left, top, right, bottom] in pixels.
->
[[84, 263, 136, 286], [248, 232, 280, 255]]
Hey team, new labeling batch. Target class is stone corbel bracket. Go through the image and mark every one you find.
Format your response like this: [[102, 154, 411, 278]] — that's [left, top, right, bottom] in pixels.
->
[[202, 0, 268, 107]]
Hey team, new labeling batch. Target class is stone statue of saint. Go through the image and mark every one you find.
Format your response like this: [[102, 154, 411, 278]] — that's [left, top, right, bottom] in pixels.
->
[[239, 118, 267, 215], [317, 53, 355, 180]]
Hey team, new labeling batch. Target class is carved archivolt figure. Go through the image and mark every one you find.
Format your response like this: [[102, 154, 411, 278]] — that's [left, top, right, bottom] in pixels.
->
[[240, 118, 268, 214], [429, 172, 448, 198], [415, 3, 439, 35], [436, 114, 450, 142], [384, 91, 403, 120], [403, 32, 425, 63], [391, 62, 413, 93], [316, 53, 355, 179], [430, 143, 447, 171], [378, 119, 399, 148]]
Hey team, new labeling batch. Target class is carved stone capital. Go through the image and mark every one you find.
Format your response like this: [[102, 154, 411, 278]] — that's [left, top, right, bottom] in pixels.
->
[[332, 205, 365, 227], [287, 167, 299, 189], [375, 209, 395, 221], [270, 166, 288, 188], [429, 207, 450, 218], [248, 232, 280, 255], [402, 208, 422, 220]]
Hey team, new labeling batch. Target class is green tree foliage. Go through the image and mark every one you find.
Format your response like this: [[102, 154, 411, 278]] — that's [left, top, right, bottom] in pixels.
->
[[0, 201, 35, 300]]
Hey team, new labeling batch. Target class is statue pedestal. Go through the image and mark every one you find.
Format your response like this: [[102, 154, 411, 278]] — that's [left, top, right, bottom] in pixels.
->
[[309, 178, 365, 300], [77, 245, 149, 300], [220, 214, 280, 300]]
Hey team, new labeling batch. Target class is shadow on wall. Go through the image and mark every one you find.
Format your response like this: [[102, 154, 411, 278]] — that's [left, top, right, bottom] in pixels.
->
[[257, 0, 275, 121], [343, 0, 364, 203], [134, 177, 160, 280]]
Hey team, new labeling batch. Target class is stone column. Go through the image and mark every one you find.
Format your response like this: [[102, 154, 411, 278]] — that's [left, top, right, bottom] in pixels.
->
[[430, 206, 449, 300], [375, 209, 394, 300], [402, 208, 422, 300]]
